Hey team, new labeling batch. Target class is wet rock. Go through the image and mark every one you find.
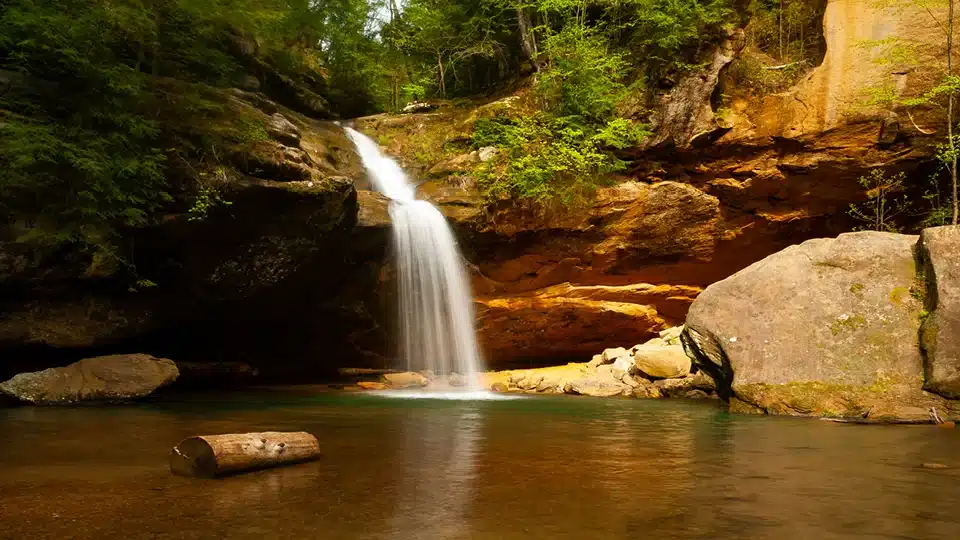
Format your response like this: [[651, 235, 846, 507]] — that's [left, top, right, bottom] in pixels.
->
[[918, 226, 960, 399], [266, 113, 301, 146], [491, 382, 509, 392], [654, 372, 716, 397], [382, 372, 429, 389], [358, 381, 388, 390], [448, 373, 466, 387], [632, 380, 663, 399], [633, 345, 691, 379], [0, 354, 178, 405]]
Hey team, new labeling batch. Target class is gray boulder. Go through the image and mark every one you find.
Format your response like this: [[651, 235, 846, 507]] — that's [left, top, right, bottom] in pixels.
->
[[683, 232, 940, 417], [0, 354, 179, 405], [919, 226, 960, 398]]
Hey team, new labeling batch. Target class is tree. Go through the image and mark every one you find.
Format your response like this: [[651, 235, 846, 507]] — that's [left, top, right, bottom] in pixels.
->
[[865, 0, 959, 224], [848, 169, 912, 232]]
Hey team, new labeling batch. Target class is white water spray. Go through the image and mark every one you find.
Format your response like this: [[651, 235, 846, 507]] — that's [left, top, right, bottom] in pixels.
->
[[345, 127, 484, 391]]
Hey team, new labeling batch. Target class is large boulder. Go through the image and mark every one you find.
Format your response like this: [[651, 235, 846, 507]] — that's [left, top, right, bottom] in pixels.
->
[[683, 232, 942, 418], [633, 344, 691, 379], [0, 354, 178, 405], [919, 226, 960, 398]]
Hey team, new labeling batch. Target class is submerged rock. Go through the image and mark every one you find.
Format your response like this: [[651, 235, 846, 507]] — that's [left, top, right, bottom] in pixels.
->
[[683, 231, 942, 417], [654, 372, 716, 398], [0, 354, 178, 405]]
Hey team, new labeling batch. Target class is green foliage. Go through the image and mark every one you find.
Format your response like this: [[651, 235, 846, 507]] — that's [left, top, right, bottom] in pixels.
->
[[536, 26, 628, 122], [848, 169, 911, 233], [189, 182, 233, 222], [0, 0, 388, 254], [472, 114, 648, 203]]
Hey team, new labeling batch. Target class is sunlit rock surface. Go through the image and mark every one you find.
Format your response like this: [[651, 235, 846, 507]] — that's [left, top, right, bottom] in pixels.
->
[[683, 231, 957, 420]]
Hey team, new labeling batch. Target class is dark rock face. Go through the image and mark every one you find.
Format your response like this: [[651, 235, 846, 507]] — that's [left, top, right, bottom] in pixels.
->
[[683, 231, 958, 419], [919, 226, 960, 399], [0, 354, 178, 404], [0, 103, 393, 383]]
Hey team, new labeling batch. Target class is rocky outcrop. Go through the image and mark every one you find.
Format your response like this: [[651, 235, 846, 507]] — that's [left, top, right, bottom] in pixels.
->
[[919, 226, 960, 399], [0, 94, 391, 382], [469, 326, 715, 399], [683, 231, 957, 420], [0, 354, 178, 404]]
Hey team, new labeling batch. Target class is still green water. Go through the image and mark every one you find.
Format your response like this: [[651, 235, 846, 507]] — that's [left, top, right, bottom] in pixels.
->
[[1, 388, 958, 539]]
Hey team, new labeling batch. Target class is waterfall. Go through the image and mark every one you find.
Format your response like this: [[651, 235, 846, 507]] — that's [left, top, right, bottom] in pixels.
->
[[345, 127, 484, 391]]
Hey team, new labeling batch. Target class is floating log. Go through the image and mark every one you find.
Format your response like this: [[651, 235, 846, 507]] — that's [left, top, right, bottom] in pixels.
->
[[170, 431, 320, 478]]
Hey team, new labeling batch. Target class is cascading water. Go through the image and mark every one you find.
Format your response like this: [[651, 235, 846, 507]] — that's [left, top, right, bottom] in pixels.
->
[[345, 127, 484, 391]]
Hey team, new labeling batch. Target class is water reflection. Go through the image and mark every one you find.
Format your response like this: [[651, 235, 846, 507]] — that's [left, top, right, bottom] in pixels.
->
[[385, 406, 483, 540], [2, 393, 960, 539]]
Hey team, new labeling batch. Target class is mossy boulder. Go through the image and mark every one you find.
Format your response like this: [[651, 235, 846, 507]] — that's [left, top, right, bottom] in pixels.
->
[[683, 231, 943, 418], [919, 225, 960, 399], [0, 354, 178, 405]]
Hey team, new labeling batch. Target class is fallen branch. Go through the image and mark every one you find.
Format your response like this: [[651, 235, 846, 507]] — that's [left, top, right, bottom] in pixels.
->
[[762, 61, 804, 71], [907, 110, 936, 135], [170, 431, 320, 478]]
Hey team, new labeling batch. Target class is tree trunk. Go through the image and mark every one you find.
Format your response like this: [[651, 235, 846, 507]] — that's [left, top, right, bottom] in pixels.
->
[[950, 0, 959, 224], [779, 0, 785, 61], [437, 53, 446, 98], [170, 432, 320, 478], [517, 8, 539, 72]]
